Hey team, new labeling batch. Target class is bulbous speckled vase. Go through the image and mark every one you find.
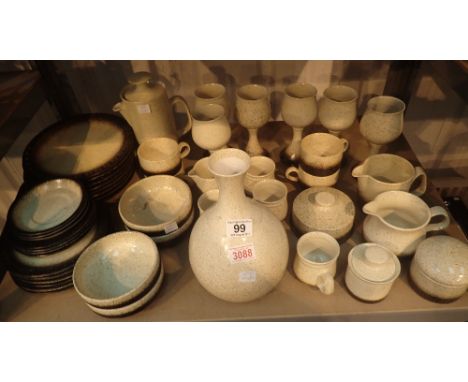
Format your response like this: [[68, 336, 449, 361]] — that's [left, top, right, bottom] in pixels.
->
[[189, 148, 289, 303]]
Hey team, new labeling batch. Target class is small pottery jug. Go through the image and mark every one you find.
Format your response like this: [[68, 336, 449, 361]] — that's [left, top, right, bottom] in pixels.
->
[[192, 103, 231, 152], [360, 96, 406, 154], [281, 83, 318, 162], [318, 85, 357, 136], [189, 148, 289, 303], [362, 191, 450, 256], [113, 72, 192, 143], [188, 157, 218, 193], [194, 83, 229, 117], [352, 154, 427, 202]]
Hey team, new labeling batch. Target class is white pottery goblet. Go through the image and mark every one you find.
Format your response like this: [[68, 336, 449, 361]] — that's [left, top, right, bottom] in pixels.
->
[[360, 95, 406, 155], [236, 84, 271, 156], [281, 83, 318, 162], [318, 85, 357, 136], [194, 83, 229, 117], [192, 103, 231, 153]]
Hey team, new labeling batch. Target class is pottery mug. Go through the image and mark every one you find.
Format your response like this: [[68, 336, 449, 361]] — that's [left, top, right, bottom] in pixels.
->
[[293, 232, 340, 295], [244, 156, 276, 194], [285, 133, 348, 187], [137, 137, 190, 175], [352, 153, 427, 202], [252, 179, 288, 221]]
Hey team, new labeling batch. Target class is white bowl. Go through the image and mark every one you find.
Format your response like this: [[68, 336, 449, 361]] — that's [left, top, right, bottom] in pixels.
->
[[118, 175, 192, 233], [73, 231, 160, 308]]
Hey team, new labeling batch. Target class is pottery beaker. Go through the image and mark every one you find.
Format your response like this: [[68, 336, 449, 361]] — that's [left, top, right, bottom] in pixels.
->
[[252, 179, 288, 221], [352, 154, 427, 201], [362, 191, 450, 256], [318, 85, 357, 136], [194, 83, 229, 117], [192, 103, 231, 152]]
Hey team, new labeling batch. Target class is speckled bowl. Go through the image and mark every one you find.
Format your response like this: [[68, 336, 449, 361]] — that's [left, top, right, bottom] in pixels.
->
[[73, 231, 160, 308], [118, 175, 192, 233]]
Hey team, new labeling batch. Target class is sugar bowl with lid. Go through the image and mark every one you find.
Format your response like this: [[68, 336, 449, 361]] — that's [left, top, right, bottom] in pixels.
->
[[410, 236, 468, 300]]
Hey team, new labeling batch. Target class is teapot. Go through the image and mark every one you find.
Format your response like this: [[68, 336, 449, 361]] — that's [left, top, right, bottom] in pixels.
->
[[362, 191, 450, 257], [113, 72, 192, 143]]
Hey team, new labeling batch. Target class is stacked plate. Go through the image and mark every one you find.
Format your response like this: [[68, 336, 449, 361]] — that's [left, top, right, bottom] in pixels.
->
[[73, 231, 164, 317], [4, 178, 105, 292], [22, 114, 137, 201], [118, 175, 194, 243]]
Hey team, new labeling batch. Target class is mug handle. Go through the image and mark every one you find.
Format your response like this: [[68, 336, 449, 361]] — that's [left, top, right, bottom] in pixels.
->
[[285, 166, 299, 182], [317, 273, 334, 295], [170, 95, 193, 137], [425, 206, 450, 232], [410, 166, 427, 196], [341, 138, 349, 152], [178, 142, 191, 159], [112, 102, 121, 112]]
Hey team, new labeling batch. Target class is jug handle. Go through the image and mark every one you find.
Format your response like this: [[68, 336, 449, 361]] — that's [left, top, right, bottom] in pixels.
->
[[425, 206, 450, 232], [170, 95, 193, 137], [285, 166, 299, 182], [317, 273, 334, 295], [112, 102, 121, 112], [410, 166, 427, 196]]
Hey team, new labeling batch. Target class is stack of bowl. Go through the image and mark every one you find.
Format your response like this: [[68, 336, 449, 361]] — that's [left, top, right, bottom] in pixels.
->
[[22, 114, 137, 201], [118, 175, 194, 244], [73, 231, 164, 317], [3, 178, 105, 292]]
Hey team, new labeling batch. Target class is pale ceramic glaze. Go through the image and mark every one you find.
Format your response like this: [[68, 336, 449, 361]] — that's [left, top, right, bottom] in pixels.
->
[[244, 155, 276, 194], [281, 83, 318, 161], [35, 119, 125, 175], [194, 83, 229, 117], [73, 231, 160, 308], [318, 85, 357, 135], [189, 148, 289, 303], [236, 84, 270, 156], [137, 137, 190, 174], [87, 263, 164, 317], [12, 179, 82, 232], [362, 191, 450, 256], [292, 187, 355, 239], [252, 179, 288, 221], [345, 243, 401, 302], [360, 96, 406, 154], [293, 232, 340, 295], [352, 154, 427, 202], [192, 103, 231, 152], [410, 236, 468, 300], [197, 189, 219, 215], [285, 133, 348, 187], [188, 157, 218, 192], [113, 71, 192, 143], [118, 175, 192, 233]]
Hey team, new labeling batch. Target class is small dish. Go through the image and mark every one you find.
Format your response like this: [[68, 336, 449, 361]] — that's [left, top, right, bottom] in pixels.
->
[[73, 231, 160, 308], [118, 175, 192, 233]]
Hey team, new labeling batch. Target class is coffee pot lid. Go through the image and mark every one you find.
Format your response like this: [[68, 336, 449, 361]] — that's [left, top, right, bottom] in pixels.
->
[[122, 72, 165, 103], [349, 243, 400, 282], [413, 236, 468, 286]]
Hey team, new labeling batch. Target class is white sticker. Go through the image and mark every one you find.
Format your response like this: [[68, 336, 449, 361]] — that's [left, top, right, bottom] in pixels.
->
[[227, 243, 256, 264], [137, 104, 151, 114], [226, 219, 252, 238], [239, 271, 256, 283], [164, 221, 178, 234]]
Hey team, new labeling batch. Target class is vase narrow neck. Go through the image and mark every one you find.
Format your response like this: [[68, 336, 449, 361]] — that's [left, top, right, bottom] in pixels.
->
[[216, 172, 247, 208]]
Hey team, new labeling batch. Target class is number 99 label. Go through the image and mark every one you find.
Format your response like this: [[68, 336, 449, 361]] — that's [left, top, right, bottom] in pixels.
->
[[226, 219, 252, 237], [227, 244, 256, 264]]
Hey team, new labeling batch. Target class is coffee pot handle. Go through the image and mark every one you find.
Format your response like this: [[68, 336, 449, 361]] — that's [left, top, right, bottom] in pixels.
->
[[425, 206, 450, 232], [112, 102, 121, 112], [410, 166, 427, 196], [317, 273, 334, 295], [285, 166, 299, 182], [170, 95, 193, 137]]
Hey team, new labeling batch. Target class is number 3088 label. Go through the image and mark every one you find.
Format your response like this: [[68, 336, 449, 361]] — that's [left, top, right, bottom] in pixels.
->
[[227, 244, 256, 264], [226, 219, 252, 237]]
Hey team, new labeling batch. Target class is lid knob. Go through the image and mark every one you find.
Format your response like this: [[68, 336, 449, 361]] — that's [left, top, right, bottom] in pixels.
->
[[315, 191, 336, 207], [128, 71, 152, 85], [364, 246, 390, 265]]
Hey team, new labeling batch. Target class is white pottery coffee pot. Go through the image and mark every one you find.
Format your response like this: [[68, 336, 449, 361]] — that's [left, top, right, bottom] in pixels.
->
[[362, 191, 450, 257], [113, 72, 192, 143]]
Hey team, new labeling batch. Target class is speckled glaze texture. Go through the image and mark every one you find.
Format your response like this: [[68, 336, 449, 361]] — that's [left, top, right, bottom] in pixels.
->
[[352, 154, 427, 202], [318, 85, 357, 134], [189, 148, 289, 303], [362, 191, 450, 256], [292, 187, 355, 239], [252, 179, 288, 221], [410, 236, 468, 300], [192, 103, 231, 152], [188, 157, 218, 192], [360, 96, 406, 149], [244, 156, 276, 194]]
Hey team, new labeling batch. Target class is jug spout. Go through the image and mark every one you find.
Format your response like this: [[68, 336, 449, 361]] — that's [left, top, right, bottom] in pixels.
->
[[351, 163, 366, 178], [362, 200, 380, 218]]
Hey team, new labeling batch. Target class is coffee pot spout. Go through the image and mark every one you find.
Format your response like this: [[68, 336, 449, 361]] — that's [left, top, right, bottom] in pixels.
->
[[351, 164, 366, 178]]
